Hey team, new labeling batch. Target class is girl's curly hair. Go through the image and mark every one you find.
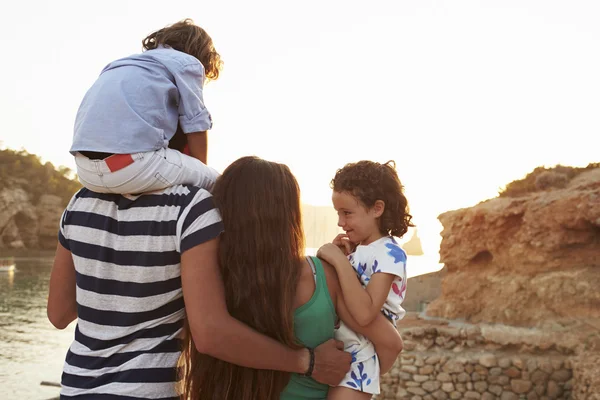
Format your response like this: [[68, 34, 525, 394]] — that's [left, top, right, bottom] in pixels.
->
[[331, 160, 414, 237], [142, 18, 223, 80]]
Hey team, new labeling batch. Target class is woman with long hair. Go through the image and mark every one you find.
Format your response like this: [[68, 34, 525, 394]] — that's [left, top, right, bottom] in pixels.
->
[[179, 156, 403, 400]]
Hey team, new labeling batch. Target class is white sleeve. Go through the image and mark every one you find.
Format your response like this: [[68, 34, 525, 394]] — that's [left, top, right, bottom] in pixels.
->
[[175, 189, 223, 254], [371, 240, 407, 280]]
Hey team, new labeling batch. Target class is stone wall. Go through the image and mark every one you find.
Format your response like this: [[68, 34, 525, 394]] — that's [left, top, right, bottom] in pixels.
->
[[402, 269, 445, 312], [374, 322, 582, 400], [377, 167, 600, 399]]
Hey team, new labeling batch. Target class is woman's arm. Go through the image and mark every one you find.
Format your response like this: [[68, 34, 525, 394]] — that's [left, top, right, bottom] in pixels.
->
[[321, 261, 403, 374], [182, 237, 351, 385], [318, 243, 395, 326], [47, 243, 77, 329]]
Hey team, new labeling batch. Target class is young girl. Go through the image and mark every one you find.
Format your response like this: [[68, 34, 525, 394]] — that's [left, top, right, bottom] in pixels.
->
[[70, 19, 222, 194], [317, 160, 413, 399]]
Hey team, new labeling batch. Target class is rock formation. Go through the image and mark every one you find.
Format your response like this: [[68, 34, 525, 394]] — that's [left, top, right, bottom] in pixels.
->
[[374, 167, 600, 399], [402, 229, 424, 256], [36, 194, 64, 249], [427, 168, 600, 327], [0, 188, 63, 250]]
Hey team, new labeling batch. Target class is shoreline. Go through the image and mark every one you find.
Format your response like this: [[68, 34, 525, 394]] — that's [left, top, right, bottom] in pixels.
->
[[0, 249, 56, 258]]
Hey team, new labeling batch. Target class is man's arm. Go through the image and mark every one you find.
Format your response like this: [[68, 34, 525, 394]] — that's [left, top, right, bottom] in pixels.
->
[[186, 131, 208, 164], [181, 237, 351, 384], [47, 243, 77, 329]]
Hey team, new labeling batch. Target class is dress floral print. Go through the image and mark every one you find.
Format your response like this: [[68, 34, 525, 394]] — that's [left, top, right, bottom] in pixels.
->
[[344, 355, 379, 391], [335, 236, 407, 395]]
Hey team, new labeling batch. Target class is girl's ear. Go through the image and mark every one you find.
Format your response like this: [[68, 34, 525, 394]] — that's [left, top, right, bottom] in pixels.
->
[[372, 200, 385, 218]]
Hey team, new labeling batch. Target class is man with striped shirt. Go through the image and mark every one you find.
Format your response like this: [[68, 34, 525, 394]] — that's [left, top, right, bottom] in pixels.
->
[[48, 185, 350, 399]]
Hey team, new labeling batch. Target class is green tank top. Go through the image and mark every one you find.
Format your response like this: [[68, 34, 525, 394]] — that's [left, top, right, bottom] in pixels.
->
[[280, 257, 337, 400]]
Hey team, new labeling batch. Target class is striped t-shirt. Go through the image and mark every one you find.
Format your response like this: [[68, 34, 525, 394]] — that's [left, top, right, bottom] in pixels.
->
[[57, 185, 223, 399]]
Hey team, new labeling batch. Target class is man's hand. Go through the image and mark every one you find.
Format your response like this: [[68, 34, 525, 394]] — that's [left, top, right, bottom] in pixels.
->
[[317, 243, 349, 269], [311, 339, 351, 385], [332, 233, 355, 255]]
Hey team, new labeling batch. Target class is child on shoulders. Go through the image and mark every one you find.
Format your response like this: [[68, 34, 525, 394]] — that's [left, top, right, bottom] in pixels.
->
[[71, 19, 222, 194]]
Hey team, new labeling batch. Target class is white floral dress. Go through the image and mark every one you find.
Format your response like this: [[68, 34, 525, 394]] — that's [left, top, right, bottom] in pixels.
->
[[335, 236, 407, 395]]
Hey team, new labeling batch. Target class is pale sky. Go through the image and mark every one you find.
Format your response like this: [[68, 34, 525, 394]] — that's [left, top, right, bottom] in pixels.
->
[[1, 0, 599, 257]]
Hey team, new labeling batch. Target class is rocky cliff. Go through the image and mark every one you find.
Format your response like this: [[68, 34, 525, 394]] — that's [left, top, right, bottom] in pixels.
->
[[0, 187, 64, 250], [0, 149, 81, 250], [427, 168, 600, 328]]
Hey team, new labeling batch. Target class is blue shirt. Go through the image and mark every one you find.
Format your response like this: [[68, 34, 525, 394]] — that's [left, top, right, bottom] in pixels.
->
[[71, 47, 212, 154]]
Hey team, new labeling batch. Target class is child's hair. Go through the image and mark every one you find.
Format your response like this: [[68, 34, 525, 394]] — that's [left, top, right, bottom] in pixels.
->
[[331, 160, 414, 237], [142, 18, 223, 80]]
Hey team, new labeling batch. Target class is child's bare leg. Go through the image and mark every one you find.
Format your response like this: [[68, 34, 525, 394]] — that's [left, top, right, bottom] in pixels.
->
[[376, 344, 399, 374], [328, 387, 372, 400]]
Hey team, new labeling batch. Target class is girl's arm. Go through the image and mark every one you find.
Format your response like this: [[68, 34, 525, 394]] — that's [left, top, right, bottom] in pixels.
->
[[338, 297, 402, 374], [47, 243, 77, 329], [322, 261, 403, 373], [318, 243, 395, 326]]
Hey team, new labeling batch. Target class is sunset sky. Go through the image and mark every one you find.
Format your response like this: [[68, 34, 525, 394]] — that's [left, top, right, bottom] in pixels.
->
[[1, 0, 599, 257]]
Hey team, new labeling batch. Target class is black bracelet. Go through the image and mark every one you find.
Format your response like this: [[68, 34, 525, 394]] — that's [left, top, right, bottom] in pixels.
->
[[303, 347, 315, 377]]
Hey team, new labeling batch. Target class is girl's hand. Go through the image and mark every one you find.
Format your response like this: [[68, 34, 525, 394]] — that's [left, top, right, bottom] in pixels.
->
[[317, 243, 348, 268], [332, 233, 355, 256]]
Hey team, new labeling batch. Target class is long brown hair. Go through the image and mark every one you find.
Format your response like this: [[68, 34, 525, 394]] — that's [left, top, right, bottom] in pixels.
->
[[179, 156, 305, 400], [143, 18, 223, 80]]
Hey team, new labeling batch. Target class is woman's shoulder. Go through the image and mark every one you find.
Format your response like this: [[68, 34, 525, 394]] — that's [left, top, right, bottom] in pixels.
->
[[314, 257, 339, 302], [295, 257, 338, 310]]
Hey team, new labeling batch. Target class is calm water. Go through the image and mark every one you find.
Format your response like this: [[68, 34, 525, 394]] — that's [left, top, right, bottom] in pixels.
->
[[0, 253, 442, 399], [0, 256, 73, 400]]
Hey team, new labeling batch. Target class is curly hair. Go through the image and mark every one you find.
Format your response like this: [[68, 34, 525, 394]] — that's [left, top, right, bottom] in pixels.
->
[[142, 18, 223, 80], [331, 160, 414, 238]]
